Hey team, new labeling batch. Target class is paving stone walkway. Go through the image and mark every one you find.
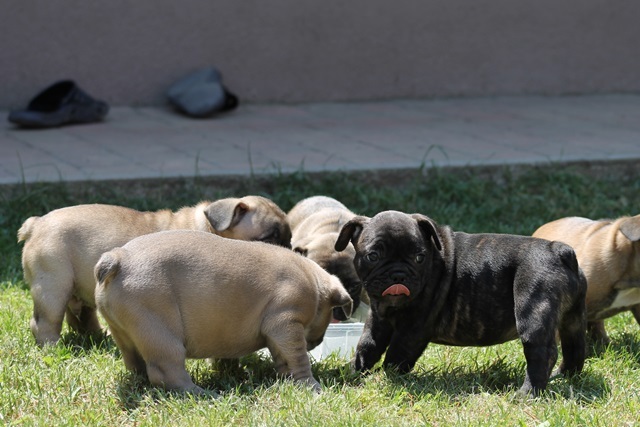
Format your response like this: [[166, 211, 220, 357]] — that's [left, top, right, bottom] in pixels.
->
[[2, 94, 640, 185]]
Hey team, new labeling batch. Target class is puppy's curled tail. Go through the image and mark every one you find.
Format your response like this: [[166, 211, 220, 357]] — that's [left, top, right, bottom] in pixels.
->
[[17, 216, 39, 243], [94, 249, 124, 288], [552, 241, 587, 297]]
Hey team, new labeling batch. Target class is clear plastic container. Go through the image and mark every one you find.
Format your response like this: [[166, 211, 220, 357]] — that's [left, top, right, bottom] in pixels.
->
[[309, 322, 365, 361]]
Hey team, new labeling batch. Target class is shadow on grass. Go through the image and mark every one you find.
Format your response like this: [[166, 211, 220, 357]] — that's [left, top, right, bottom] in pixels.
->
[[42, 312, 619, 408], [83, 319, 624, 410], [58, 330, 117, 356], [311, 351, 611, 403], [114, 353, 284, 411], [110, 346, 611, 411], [380, 358, 610, 404], [114, 371, 224, 411], [588, 331, 640, 365]]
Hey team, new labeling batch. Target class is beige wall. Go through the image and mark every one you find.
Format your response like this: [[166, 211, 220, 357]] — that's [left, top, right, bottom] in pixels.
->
[[3, 1, 640, 109]]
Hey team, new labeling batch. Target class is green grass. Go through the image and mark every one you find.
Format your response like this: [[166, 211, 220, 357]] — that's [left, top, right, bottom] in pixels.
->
[[2, 164, 640, 426]]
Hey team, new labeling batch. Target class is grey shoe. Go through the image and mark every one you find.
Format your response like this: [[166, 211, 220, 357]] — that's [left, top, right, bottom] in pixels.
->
[[166, 67, 238, 118], [8, 80, 109, 128]]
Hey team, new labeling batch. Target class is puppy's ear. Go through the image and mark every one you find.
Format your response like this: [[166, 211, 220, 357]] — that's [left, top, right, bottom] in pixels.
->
[[411, 214, 442, 251], [203, 199, 250, 232], [339, 301, 354, 319], [293, 247, 309, 256], [619, 215, 640, 242], [335, 216, 367, 251], [292, 236, 313, 256], [329, 276, 354, 318]]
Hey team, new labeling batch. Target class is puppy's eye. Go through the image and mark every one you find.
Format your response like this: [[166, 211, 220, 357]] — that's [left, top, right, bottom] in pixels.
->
[[365, 252, 379, 263], [415, 254, 425, 264], [261, 228, 279, 242]]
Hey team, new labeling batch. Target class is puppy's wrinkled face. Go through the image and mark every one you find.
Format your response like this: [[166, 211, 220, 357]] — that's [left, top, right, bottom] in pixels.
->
[[336, 211, 441, 317], [230, 203, 292, 248], [252, 218, 292, 248], [204, 196, 292, 248], [356, 213, 429, 306]]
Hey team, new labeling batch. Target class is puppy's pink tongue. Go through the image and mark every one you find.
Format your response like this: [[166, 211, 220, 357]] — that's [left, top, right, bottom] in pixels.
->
[[382, 284, 410, 297]]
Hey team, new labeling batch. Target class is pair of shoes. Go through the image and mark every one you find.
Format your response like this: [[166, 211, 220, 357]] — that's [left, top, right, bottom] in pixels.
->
[[8, 80, 109, 128], [166, 67, 238, 118]]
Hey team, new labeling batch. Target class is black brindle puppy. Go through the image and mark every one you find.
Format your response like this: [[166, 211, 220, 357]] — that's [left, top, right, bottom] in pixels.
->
[[335, 211, 587, 396]]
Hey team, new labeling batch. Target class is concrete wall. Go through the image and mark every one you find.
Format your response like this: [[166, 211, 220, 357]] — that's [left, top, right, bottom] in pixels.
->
[[3, 1, 640, 109]]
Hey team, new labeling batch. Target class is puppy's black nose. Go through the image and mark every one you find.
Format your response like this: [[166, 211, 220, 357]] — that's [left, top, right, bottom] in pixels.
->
[[390, 271, 407, 283]]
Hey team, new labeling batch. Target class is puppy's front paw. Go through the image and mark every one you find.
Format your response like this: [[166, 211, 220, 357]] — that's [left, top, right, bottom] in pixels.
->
[[351, 355, 364, 372], [515, 381, 541, 399], [382, 361, 412, 375], [349, 358, 358, 374], [197, 387, 222, 400], [351, 353, 375, 373], [305, 377, 322, 394]]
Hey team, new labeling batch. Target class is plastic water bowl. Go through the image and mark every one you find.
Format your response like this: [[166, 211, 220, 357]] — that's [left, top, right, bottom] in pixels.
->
[[309, 322, 364, 361]]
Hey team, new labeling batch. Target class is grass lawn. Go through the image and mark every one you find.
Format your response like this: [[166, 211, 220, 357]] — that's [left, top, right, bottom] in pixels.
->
[[1, 165, 640, 426]]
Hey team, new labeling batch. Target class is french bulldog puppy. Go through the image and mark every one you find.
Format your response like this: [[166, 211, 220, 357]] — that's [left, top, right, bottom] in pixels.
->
[[95, 230, 352, 394], [335, 211, 587, 396], [533, 214, 640, 344], [287, 196, 366, 320], [18, 196, 291, 345]]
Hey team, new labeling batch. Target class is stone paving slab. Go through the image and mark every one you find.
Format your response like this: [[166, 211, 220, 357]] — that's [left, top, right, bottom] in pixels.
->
[[1, 94, 640, 185]]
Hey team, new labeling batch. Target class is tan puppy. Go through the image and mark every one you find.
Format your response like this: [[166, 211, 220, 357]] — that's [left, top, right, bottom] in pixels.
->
[[287, 196, 367, 320], [95, 230, 352, 394], [533, 214, 640, 343], [18, 196, 291, 345]]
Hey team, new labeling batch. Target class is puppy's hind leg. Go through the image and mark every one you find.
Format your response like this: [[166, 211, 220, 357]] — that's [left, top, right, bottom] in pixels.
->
[[65, 300, 103, 336], [631, 304, 640, 330], [555, 264, 587, 377], [555, 298, 587, 377], [519, 337, 558, 396], [28, 266, 75, 345], [145, 353, 201, 395], [553, 244, 587, 376], [78, 306, 102, 335], [587, 320, 610, 346], [515, 291, 559, 395], [135, 321, 202, 394], [107, 323, 147, 375], [265, 321, 320, 392]]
